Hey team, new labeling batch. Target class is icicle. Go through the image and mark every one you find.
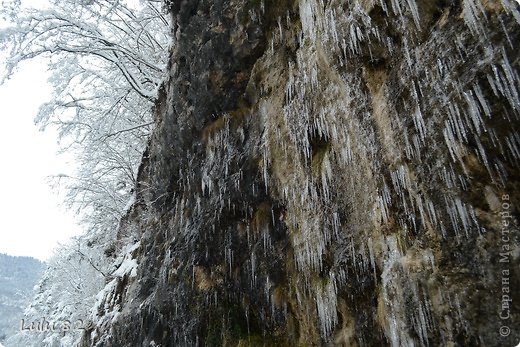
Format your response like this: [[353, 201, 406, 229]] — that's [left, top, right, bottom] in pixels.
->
[[463, 91, 484, 135], [500, 47, 520, 110], [412, 107, 427, 142], [405, 0, 421, 28], [368, 237, 377, 283], [473, 84, 491, 118], [315, 273, 338, 339], [505, 132, 520, 162], [462, 0, 487, 37], [500, 0, 520, 24], [277, 17, 283, 40], [475, 137, 493, 176]]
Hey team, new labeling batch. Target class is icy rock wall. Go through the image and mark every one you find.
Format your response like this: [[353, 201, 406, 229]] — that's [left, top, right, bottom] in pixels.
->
[[85, 0, 520, 346]]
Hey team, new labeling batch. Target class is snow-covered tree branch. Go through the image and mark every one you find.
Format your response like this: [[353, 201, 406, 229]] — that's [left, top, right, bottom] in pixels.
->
[[1, 0, 169, 233], [0, 1, 170, 345]]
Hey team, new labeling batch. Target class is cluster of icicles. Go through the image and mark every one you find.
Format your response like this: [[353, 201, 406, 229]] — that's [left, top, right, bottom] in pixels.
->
[[198, 0, 520, 344]]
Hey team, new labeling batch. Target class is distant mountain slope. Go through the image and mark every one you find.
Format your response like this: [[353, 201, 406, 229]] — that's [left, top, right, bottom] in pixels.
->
[[0, 253, 44, 343]]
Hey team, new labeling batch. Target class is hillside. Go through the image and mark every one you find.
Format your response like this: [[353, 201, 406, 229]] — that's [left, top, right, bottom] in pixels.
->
[[0, 253, 44, 343]]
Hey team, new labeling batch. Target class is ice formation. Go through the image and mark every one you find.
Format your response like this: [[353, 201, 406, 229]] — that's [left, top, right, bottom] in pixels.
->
[[87, 0, 519, 346]]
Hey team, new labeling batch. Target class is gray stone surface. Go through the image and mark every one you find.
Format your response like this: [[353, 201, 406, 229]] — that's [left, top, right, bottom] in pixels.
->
[[85, 1, 520, 346]]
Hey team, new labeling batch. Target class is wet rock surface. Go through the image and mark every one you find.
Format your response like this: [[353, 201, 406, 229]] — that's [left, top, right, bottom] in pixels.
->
[[85, 0, 519, 346]]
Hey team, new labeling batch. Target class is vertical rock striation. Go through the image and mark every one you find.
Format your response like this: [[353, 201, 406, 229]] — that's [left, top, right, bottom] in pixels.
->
[[85, 0, 520, 346]]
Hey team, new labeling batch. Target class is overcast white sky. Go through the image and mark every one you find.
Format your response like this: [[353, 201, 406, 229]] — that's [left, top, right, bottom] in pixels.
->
[[0, 60, 81, 261]]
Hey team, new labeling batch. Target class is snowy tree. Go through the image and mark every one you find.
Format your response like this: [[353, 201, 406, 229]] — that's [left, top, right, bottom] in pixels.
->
[[0, 1, 170, 346], [0, 0, 169, 235], [6, 239, 108, 347]]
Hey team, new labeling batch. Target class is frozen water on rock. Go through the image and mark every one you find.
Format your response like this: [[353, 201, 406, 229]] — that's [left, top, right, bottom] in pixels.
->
[[252, 0, 519, 343], [86, 0, 520, 345]]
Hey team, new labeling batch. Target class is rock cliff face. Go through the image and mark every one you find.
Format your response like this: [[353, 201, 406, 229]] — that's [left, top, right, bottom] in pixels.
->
[[84, 0, 520, 346]]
